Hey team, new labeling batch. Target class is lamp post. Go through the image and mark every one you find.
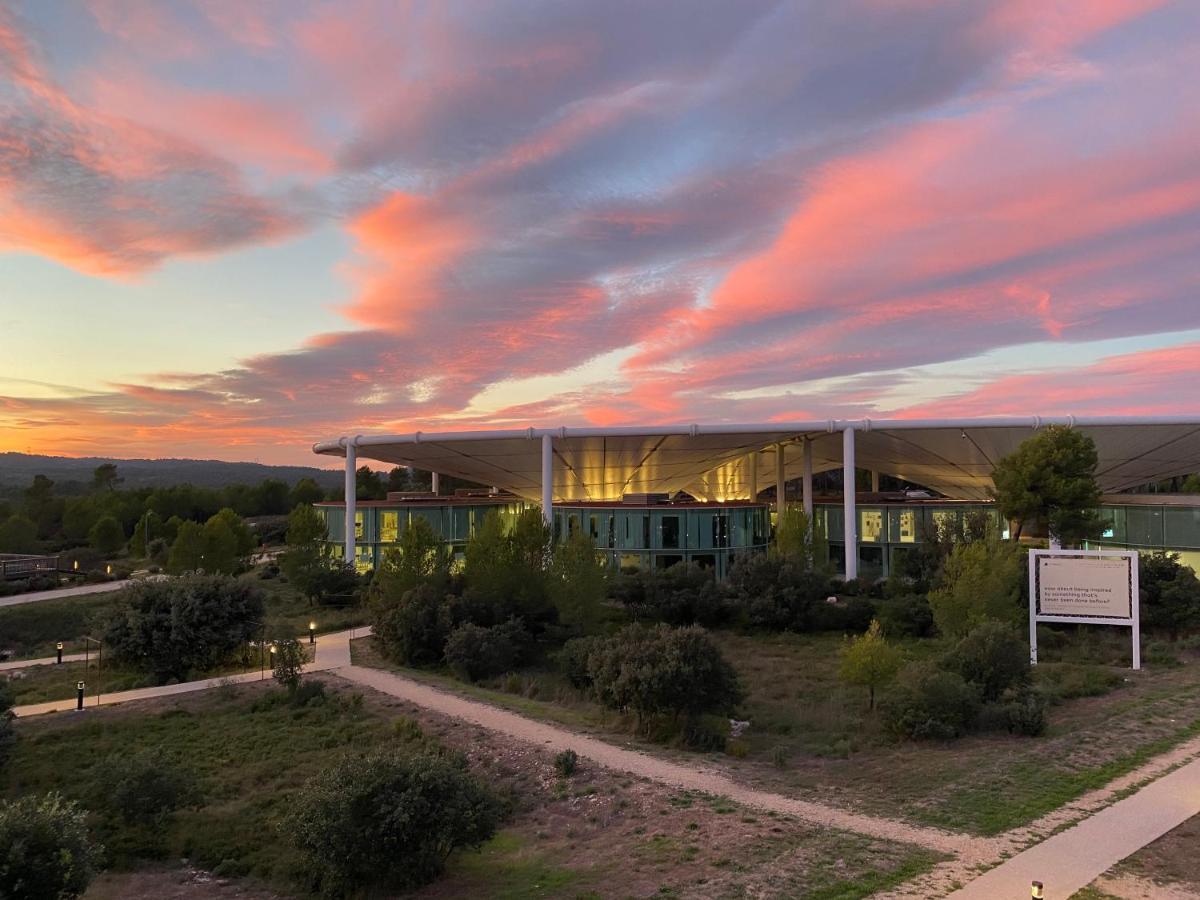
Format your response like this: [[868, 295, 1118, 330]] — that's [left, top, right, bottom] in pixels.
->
[[81, 636, 102, 707], [309, 621, 316, 645], [75, 680, 85, 711]]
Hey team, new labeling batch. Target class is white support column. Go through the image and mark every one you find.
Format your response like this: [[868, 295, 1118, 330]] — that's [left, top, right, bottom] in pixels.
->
[[870, 470, 880, 492], [802, 438, 814, 520], [541, 433, 554, 528], [343, 438, 356, 567], [843, 427, 858, 580], [775, 443, 786, 517], [747, 453, 758, 501], [431, 472, 440, 495]]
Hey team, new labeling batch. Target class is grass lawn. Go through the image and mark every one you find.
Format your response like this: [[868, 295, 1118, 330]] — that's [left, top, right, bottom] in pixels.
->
[[5, 679, 942, 900], [1070, 813, 1200, 898], [352, 627, 1200, 838]]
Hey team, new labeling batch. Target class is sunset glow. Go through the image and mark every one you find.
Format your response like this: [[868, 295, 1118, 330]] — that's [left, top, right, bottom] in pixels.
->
[[3, 0, 1199, 465]]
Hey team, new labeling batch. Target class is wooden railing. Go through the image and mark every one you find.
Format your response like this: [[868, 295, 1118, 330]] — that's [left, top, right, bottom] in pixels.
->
[[0, 554, 61, 580]]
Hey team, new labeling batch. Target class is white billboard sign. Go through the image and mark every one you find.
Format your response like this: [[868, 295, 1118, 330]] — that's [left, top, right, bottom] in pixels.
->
[[1029, 549, 1140, 669]]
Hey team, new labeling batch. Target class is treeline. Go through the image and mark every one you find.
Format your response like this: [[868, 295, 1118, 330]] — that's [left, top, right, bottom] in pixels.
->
[[0, 463, 328, 556]]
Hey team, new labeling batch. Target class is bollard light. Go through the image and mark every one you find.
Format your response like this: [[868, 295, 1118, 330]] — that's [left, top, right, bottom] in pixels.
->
[[76, 681, 86, 711], [1032, 881, 1044, 899], [73, 559, 79, 571], [309, 621, 316, 645], [105, 564, 112, 575], [56, 641, 64, 665]]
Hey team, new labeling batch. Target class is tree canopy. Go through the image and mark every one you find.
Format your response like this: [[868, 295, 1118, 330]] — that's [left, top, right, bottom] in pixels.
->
[[991, 425, 1104, 545]]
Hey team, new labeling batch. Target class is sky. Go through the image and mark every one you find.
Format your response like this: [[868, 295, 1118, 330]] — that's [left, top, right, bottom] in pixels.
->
[[2, 0, 1199, 467]]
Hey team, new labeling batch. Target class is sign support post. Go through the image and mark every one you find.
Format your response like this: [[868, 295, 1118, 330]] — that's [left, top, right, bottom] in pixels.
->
[[1029, 549, 1140, 670]]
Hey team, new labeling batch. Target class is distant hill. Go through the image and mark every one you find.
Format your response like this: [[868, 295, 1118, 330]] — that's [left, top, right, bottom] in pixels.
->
[[0, 452, 345, 491]]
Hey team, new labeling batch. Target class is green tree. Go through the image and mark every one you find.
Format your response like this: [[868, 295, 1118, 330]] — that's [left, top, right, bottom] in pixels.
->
[[291, 477, 326, 507], [991, 425, 1104, 545], [210, 507, 255, 557], [22, 474, 63, 539], [838, 619, 902, 710], [130, 509, 162, 558], [88, 514, 125, 555], [770, 504, 826, 569], [356, 466, 386, 500], [372, 582, 453, 666], [281, 504, 331, 604], [0, 514, 38, 554], [928, 534, 1024, 637], [372, 517, 451, 601], [0, 792, 103, 900], [272, 638, 307, 694], [102, 575, 265, 682], [254, 478, 292, 515], [167, 520, 206, 574], [91, 462, 122, 491], [201, 515, 240, 574], [284, 748, 501, 897], [549, 529, 609, 631]]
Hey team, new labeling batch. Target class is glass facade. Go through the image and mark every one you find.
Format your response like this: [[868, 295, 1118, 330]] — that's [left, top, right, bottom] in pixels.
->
[[1086, 501, 1200, 573]]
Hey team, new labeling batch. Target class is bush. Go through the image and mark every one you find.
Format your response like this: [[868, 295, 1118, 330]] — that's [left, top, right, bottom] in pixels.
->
[[553, 749, 579, 778], [1004, 689, 1048, 737], [443, 619, 529, 682], [98, 748, 203, 825], [272, 638, 307, 694], [726, 555, 841, 632], [585, 624, 742, 728], [928, 536, 1023, 637], [0, 685, 13, 770], [875, 593, 936, 638], [1140, 552, 1200, 637], [557, 635, 601, 689], [940, 621, 1030, 702], [284, 748, 502, 897], [372, 582, 453, 667], [881, 662, 980, 740], [101, 574, 265, 683], [607, 564, 730, 627], [0, 792, 103, 899]]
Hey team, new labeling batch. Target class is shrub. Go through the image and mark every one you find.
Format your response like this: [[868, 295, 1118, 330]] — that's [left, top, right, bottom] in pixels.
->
[[1004, 689, 1048, 737], [586, 624, 742, 728], [940, 621, 1030, 702], [0, 685, 13, 770], [557, 635, 601, 689], [101, 574, 265, 683], [726, 555, 839, 631], [928, 536, 1023, 637], [874, 593, 936, 638], [1140, 552, 1200, 637], [0, 792, 103, 900], [443, 619, 529, 682], [372, 582, 453, 667], [881, 662, 980, 740], [553, 749, 579, 778], [98, 748, 203, 825], [607, 564, 730, 627], [284, 748, 502, 897], [272, 638, 307, 694], [838, 619, 903, 709]]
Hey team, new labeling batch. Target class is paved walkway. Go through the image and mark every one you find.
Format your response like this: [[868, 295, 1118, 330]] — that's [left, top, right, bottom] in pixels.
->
[[947, 755, 1200, 899], [0, 579, 131, 608], [0, 652, 87, 671], [11, 630, 351, 717]]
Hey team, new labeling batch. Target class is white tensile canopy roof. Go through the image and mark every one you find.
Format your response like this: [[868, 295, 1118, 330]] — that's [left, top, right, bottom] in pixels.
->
[[313, 417, 1200, 503]]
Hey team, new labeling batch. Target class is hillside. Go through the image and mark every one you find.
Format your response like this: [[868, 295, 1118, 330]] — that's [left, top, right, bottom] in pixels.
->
[[0, 452, 344, 491]]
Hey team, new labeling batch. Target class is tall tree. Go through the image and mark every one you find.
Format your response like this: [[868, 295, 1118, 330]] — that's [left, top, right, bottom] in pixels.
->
[[356, 466, 386, 500], [991, 425, 1104, 545], [88, 515, 125, 556], [0, 515, 38, 554], [91, 463, 122, 491], [290, 477, 325, 507]]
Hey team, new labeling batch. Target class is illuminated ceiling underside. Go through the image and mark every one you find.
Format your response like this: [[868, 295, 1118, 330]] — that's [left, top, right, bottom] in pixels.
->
[[313, 418, 1200, 503]]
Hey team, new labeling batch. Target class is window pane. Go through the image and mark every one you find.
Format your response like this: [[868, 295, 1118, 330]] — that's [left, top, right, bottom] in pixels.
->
[[890, 509, 917, 543], [662, 515, 680, 549], [380, 511, 399, 543], [712, 513, 729, 548], [860, 509, 884, 543]]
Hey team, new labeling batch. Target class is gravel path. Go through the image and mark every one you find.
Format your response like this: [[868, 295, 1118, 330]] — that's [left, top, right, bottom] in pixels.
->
[[0, 579, 132, 608], [336, 663, 986, 858]]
